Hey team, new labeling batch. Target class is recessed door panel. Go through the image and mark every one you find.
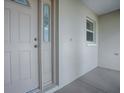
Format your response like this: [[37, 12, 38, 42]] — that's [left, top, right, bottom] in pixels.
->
[[20, 14, 31, 43], [20, 51, 31, 80], [4, 52, 11, 85], [5, 8, 11, 43]]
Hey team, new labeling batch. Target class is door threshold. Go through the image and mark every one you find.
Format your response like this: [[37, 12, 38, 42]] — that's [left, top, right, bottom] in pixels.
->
[[26, 88, 41, 93]]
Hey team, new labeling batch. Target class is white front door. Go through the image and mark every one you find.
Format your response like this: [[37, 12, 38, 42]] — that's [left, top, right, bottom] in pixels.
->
[[4, 0, 39, 93]]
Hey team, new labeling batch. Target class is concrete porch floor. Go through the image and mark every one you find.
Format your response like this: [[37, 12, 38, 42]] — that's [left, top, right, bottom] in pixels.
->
[[55, 67, 120, 93]]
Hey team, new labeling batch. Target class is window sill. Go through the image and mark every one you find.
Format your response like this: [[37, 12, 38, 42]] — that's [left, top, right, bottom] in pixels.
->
[[87, 43, 97, 47]]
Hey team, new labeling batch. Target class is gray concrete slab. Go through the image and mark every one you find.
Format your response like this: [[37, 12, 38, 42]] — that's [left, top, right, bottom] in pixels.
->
[[55, 67, 120, 93]]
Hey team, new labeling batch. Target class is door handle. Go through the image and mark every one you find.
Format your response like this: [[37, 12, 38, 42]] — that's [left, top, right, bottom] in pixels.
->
[[34, 45, 38, 48]]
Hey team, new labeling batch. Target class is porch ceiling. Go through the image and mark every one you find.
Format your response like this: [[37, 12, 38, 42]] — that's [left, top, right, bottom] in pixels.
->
[[81, 0, 120, 15]]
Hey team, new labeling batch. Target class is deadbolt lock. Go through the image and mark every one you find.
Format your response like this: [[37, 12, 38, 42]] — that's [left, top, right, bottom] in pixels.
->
[[34, 38, 37, 41]]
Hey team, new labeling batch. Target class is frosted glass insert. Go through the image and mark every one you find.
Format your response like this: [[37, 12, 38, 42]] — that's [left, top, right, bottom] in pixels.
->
[[43, 4, 50, 42]]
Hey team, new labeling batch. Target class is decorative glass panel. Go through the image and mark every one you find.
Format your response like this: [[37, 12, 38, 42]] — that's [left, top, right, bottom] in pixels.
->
[[86, 20, 93, 31], [43, 4, 50, 42], [87, 31, 93, 42], [11, 0, 30, 6]]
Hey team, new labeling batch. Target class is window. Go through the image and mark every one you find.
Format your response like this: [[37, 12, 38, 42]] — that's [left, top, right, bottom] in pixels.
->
[[43, 4, 50, 42], [11, 0, 30, 6], [86, 17, 96, 43]]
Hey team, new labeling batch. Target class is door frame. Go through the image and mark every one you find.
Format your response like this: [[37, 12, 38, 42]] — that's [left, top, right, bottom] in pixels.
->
[[38, 0, 59, 92]]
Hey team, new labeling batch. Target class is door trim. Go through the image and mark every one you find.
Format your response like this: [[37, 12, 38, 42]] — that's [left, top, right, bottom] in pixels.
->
[[38, 0, 43, 92]]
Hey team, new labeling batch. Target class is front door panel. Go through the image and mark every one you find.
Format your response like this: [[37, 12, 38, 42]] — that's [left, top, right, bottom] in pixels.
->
[[4, 0, 39, 93]]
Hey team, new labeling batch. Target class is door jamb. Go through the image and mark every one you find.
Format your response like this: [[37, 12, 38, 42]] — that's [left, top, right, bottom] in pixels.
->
[[38, 0, 43, 92]]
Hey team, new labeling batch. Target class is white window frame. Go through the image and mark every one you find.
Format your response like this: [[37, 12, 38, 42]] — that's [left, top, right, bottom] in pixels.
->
[[86, 17, 96, 46]]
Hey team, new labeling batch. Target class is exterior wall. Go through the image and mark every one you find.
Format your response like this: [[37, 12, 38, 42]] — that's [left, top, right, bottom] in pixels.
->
[[98, 10, 120, 71], [59, 0, 99, 88]]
